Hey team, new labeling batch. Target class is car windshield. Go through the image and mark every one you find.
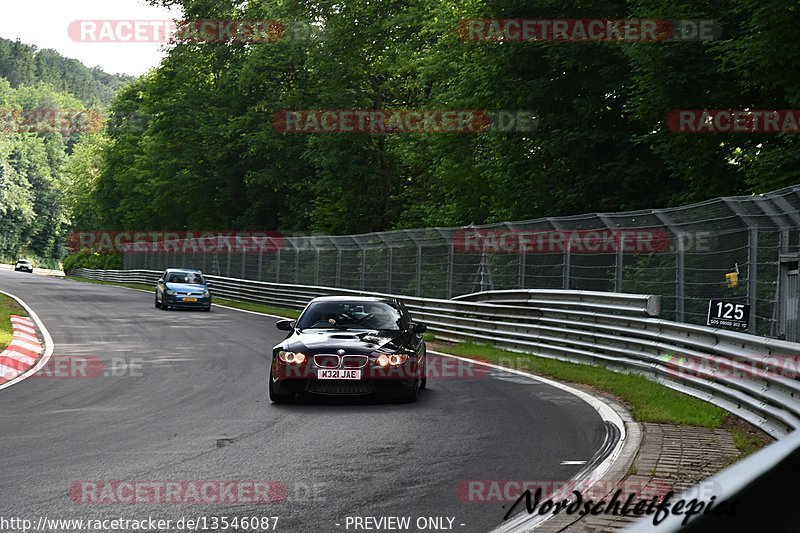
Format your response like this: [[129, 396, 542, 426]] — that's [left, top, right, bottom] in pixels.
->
[[18, 261, 31, 265], [167, 272, 204, 284], [296, 301, 402, 331]]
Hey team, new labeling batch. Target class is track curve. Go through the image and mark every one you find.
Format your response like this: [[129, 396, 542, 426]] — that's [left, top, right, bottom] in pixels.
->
[[0, 270, 607, 532]]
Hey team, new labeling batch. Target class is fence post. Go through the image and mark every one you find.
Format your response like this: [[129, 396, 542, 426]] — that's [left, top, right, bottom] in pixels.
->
[[294, 246, 300, 285], [563, 244, 571, 289], [314, 248, 320, 285], [257, 244, 263, 281], [615, 243, 623, 293], [447, 243, 454, 298], [676, 235, 685, 322], [335, 248, 342, 287], [416, 243, 423, 297], [275, 247, 281, 283], [748, 228, 758, 334], [360, 248, 366, 291], [387, 247, 393, 293]]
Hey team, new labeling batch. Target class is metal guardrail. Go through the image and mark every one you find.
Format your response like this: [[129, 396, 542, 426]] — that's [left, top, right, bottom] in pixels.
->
[[453, 289, 662, 317], [72, 268, 800, 440]]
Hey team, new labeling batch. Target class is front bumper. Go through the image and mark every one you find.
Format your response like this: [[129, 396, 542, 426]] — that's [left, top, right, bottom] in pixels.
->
[[271, 357, 420, 396], [164, 295, 212, 308], [14, 267, 33, 272]]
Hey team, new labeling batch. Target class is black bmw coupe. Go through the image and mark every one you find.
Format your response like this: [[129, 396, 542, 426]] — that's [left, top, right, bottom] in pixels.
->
[[269, 296, 427, 403]]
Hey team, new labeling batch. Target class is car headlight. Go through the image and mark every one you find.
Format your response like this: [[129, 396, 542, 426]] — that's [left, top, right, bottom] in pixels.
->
[[202, 290, 210, 298], [166, 289, 175, 295], [278, 351, 306, 364], [377, 353, 409, 367]]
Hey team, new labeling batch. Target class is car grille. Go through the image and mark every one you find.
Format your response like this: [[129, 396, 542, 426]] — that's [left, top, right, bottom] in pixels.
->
[[341, 355, 368, 368], [313, 355, 340, 368], [312, 355, 369, 369], [308, 380, 374, 395]]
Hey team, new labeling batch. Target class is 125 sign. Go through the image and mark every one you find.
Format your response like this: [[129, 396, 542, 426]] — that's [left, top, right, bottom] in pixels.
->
[[707, 300, 750, 330]]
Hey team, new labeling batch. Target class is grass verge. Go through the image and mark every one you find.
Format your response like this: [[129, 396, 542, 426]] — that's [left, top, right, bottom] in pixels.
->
[[0, 293, 26, 351], [429, 340, 771, 455], [65, 275, 301, 319]]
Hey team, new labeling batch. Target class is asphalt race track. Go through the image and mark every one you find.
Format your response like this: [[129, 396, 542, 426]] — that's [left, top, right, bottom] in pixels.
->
[[0, 270, 606, 533]]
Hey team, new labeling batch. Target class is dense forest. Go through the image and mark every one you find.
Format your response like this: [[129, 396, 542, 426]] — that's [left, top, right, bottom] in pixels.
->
[[0, 38, 131, 265], [0, 37, 133, 106], [4, 0, 800, 264]]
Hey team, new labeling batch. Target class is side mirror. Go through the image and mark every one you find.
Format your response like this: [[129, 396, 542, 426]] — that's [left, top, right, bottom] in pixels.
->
[[157, 278, 164, 284], [206, 281, 213, 287], [276, 319, 296, 331], [411, 322, 427, 334]]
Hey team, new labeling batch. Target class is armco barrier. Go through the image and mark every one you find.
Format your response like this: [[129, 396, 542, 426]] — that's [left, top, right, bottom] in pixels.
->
[[71, 268, 800, 439]]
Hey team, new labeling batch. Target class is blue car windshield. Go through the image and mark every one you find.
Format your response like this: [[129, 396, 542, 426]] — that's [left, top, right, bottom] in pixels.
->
[[296, 302, 402, 330], [167, 272, 204, 284]]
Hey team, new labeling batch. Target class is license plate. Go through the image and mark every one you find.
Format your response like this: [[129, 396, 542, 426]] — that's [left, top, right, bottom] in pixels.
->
[[318, 369, 361, 380], [183, 297, 198, 302]]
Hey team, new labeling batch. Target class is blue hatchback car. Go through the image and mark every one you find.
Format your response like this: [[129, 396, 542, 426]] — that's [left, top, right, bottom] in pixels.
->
[[155, 268, 212, 311]]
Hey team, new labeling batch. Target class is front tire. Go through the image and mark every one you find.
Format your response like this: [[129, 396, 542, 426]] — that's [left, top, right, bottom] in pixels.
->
[[401, 377, 419, 403], [269, 369, 294, 404], [155, 295, 161, 308]]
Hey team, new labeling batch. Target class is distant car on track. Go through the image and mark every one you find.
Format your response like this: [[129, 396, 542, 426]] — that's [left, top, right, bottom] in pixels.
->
[[155, 268, 212, 311], [269, 296, 427, 403], [14, 260, 33, 273]]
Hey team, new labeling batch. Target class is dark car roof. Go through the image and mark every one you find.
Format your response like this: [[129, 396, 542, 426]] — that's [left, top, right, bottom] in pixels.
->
[[309, 296, 396, 304]]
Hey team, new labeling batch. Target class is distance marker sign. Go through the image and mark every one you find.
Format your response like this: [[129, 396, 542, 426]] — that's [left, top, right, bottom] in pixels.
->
[[707, 300, 750, 330]]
